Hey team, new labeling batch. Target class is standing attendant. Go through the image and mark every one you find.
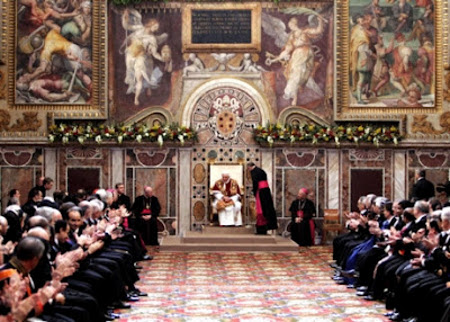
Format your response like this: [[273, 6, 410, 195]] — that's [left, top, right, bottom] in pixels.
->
[[247, 162, 278, 235], [289, 188, 316, 246], [131, 186, 161, 246]]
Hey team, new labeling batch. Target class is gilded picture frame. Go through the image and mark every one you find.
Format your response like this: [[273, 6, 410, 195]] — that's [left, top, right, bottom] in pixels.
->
[[336, 0, 443, 119], [182, 2, 261, 53], [5, 0, 107, 120]]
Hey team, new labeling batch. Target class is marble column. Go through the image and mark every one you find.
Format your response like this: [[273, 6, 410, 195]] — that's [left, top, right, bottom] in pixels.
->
[[327, 150, 340, 210], [178, 148, 192, 236], [111, 149, 125, 188], [43, 148, 57, 196], [394, 151, 407, 202]]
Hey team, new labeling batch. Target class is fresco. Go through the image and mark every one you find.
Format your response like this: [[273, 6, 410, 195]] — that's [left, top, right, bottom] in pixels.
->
[[15, 0, 93, 105], [109, 3, 334, 124], [348, 0, 435, 108]]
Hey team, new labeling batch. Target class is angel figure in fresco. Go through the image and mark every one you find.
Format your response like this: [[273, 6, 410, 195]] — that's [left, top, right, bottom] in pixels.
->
[[121, 8, 172, 106], [262, 11, 327, 106]]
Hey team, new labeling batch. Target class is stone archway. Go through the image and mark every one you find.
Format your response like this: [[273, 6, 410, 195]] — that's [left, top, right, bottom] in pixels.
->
[[180, 77, 274, 145], [179, 77, 272, 231]]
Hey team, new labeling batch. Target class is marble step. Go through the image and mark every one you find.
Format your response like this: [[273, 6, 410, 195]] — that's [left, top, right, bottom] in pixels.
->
[[182, 231, 277, 244], [160, 235, 299, 252]]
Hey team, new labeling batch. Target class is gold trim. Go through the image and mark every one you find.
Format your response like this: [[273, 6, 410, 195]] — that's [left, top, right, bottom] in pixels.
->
[[444, 0, 449, 70], [182, 2, 261, 53], [7, 0, 107, 119], [336, 0, 443, 119]]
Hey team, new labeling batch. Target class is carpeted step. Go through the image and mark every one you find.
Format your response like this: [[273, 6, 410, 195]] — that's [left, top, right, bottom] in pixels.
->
[[182, 232, 277, 244]]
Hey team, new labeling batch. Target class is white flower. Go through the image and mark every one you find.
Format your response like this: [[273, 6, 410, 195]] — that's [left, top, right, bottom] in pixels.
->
[[157, 135, 164, 147], [178, 134, 185, 145], [136, 134, 142, 143], [49, 135, 55, 143], [335, 136, 340, 146], [117, 135, 123, 144], [78, 136, 85, 144], [62, 136, 69, 144], [365, 127, 371, 134], [95, 135, 102, 143], [393, 137, 398, 145], [290, 135, 295, 143], [86, 125, 91, 133], [354, 137, 359, 143], [267, 136, 274, 146]]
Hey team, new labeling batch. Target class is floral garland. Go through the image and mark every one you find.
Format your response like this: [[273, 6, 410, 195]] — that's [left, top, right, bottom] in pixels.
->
[[110, 0, 285, 5], [48, 123, 197, 146], [254, 124, 402, 147]]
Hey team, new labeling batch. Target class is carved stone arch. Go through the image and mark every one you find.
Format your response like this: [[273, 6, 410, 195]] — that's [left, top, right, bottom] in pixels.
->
[[123, 107, 173, 127], [278, 107, 331, 127], [180, 78, 275, 145]]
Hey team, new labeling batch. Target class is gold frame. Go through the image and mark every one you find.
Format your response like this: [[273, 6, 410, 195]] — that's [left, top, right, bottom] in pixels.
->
[[336, 0, 444, 119], [5, 0, 107, 120], [182, 2, 261, 53]]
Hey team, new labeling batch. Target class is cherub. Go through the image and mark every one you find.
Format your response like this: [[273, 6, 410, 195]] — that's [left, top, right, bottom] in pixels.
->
[[183, 53, 205, 76], [228, 53, 267, 73]]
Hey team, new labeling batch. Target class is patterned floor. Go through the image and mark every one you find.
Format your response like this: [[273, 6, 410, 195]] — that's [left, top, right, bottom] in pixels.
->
[[117, 247, 389, 321]]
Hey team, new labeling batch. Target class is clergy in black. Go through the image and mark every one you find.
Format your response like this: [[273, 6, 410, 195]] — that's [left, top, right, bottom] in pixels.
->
[[289, 188, 316, 246], [131, 186, 161, 246], [248, 163, 278, 234]]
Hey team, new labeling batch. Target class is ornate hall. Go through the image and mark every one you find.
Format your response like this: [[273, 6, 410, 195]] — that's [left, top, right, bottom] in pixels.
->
[[0, 0, 449, 321]]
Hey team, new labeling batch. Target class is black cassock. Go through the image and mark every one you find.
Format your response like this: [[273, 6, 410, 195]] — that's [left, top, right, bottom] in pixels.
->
[[289, 198, 316, 246], [131, 195, 161, 245], [250, 166, 278, 233]]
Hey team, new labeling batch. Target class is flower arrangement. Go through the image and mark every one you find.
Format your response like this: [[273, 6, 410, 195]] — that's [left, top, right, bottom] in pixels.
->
[[48, 123, 197, 146], [110, 0, 286, 5], [253, 124, 402, 147]]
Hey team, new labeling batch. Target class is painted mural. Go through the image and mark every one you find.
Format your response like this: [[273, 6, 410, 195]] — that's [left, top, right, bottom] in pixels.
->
[[15, 0, 93, 105], [348, 0, 435, 107], [109, 3, 334, 124]]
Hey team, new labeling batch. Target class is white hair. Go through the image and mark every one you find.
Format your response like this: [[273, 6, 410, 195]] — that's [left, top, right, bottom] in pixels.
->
[[442, 207, 450, 222]]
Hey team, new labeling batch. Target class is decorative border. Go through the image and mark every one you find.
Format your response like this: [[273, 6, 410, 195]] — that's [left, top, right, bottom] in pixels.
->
[[6, 0, 107, 120], [335, 0, 443, 119], [182, 2, 261, 53]]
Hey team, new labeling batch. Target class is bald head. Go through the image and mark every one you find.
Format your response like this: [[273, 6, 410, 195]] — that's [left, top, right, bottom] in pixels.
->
[[27, 226, 50, 241], [144, 186, 153, 198]]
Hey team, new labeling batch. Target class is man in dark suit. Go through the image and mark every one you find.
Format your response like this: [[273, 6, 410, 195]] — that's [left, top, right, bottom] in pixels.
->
[[131, 186, 161, 246], [114, 183, 131, 211], [411, 169, 435, 202]]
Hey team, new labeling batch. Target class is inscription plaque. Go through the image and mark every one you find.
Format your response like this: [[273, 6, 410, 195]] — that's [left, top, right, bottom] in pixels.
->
[[192, 10, 251, 44], [182, 3, 261, 53]]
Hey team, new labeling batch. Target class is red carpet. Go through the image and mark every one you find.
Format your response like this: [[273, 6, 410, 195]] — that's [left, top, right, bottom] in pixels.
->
[[117, 247, 389, 321]]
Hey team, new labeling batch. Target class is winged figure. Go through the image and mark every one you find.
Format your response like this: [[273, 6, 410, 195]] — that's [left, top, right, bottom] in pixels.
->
[[121, 9, 171, 106], [210, 53, 236, 71], [262, 10, 327, 106]]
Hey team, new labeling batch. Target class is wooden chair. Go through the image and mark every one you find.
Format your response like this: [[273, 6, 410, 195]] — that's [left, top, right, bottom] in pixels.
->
[[322, 209, 343, 245]]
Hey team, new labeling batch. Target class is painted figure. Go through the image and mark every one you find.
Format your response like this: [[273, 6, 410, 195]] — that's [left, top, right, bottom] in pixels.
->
[[121, 9, 171, 106], [263, 12, 327, 106]]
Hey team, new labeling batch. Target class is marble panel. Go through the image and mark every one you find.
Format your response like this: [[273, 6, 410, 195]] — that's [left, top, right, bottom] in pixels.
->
[[327, 150, 339, 210], [169, 168, 177, 217], [135, 168, 168, 216], [111, 149, 124, 188], [59, 149, 110, 192], [1, 167, 34, 211], [179, 149, 192, 235], [394, 151, 407, 202], [44, 148, 57, 195]]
